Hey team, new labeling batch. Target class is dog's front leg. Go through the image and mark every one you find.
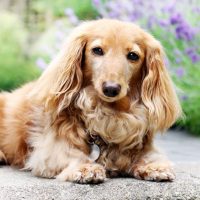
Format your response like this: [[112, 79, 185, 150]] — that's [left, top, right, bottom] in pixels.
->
[[129, 147, 175, 182], [56, 139, 106, 183], [26, 130, 106, 183]]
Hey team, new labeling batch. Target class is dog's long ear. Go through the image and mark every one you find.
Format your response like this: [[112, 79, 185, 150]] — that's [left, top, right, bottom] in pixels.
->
[[50, 35, 86, 113], [31, 25, 88, 115], [141, 36, 182, 132]]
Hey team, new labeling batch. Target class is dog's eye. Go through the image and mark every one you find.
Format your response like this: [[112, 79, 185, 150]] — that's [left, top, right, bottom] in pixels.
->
[[92, 47, 104, 56], [127, 52, 139, 61]]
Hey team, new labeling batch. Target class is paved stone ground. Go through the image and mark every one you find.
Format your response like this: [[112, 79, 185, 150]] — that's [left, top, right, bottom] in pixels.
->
[[0, 130, 200, 200], [155, 130, 200, 163]]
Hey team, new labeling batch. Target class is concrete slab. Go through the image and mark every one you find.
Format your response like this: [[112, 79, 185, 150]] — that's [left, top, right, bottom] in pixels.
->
[[0, 164, 200, 200], [0, 130, 200, 200], [156, 130, 200, 163]]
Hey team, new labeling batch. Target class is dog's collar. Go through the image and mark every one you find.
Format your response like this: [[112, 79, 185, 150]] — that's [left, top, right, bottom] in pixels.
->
[[88, 134, 102, 146]]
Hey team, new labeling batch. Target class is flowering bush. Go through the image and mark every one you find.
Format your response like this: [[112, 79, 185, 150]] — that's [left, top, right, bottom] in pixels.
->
[[36, 0, 200, 135]]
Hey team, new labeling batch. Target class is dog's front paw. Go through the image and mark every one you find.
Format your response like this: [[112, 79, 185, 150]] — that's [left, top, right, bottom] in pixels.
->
[[57, 163, 106, 184], [73, 163, 106, 184], [133, 163, 175, 182]]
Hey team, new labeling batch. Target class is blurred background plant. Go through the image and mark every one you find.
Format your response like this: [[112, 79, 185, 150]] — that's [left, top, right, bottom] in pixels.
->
[[0, 0, 199, 135], [0, 11, 40, 90]]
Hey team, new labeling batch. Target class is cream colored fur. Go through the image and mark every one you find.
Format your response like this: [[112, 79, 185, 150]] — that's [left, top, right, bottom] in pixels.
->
[[0, 19, 182, 183]]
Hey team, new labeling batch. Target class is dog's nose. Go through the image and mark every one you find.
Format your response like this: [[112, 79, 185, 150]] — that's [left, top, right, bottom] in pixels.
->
[[102, 82, 121, 97]]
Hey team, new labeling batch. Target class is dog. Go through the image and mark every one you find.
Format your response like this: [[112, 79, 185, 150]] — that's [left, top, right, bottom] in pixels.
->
[[0, 19, 182, 183]]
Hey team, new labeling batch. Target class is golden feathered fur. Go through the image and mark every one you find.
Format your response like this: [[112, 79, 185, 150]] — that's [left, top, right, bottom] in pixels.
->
[[0, 19, 182, 183]]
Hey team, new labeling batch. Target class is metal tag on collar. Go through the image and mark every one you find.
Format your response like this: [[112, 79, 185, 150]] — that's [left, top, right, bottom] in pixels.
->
[[89, 143, 100, 161]]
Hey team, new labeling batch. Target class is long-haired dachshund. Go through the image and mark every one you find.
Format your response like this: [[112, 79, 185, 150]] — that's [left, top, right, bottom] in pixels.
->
[[0, 19, 182, 183]]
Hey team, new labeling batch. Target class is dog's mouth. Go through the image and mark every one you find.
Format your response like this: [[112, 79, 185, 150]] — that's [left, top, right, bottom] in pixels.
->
[[98, 91, 127, 103], [98, 94, 119, 102]]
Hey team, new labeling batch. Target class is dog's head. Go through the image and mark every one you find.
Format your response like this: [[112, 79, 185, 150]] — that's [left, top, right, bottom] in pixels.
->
[[38, 19, 181, 131], [83, 20, 145, 103]]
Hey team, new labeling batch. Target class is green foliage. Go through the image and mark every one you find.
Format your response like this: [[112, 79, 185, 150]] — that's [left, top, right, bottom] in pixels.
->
[[32, 0, 98, 19], [181, 95, 200, 136], [151, 26, 200, 136], [0, 12, 40, 91], [0, 63, 40, 91]]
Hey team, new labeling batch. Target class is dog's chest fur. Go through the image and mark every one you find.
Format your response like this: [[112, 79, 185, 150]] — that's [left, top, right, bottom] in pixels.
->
[[76, 87, 148, 148]]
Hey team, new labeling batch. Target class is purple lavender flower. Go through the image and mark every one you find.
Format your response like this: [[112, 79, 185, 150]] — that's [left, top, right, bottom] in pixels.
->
[[169, 12, 196, 41], [174, 49, 183, 64], [190, 54, 200, 63], [64, 8, 79, 25], [175, 67, 185, 78], [162, 1, 175, 13], [129, 11, 143, 21], [131, 0, 143, 5], [170, 13, 183, 25], [180, 95, 188, 101], [36, 58, 47, 70], [92, 0, 101, 6], [106, 1, 120, 12], [64, 8, 74, 17], [164, 57, 170, 69], [186, 48, 200, 63], [147, 15, 157, 29], [175, 58, 182, 64], [159, 19, 169, 27], [108, 11, 120, 18], [175, 23, 195, 41], [174, 49, 182, 56], [192, 7, 200, 14]]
